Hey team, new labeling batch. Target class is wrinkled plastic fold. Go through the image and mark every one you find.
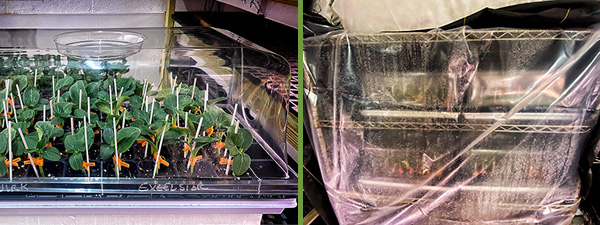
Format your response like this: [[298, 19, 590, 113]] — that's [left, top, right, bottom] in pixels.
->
[[304, 27, 600, 224]]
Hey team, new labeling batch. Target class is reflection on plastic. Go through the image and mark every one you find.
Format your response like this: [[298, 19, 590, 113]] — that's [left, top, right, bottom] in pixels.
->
[[304, 27, 600, 224]]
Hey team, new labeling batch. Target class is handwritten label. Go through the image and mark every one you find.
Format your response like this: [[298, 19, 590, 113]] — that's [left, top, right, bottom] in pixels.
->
[[0, 183, 28, 192], [138, 182, 203, 192]]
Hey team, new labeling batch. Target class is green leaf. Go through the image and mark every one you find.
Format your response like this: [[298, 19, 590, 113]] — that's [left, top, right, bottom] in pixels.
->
[[12, 122, 30, 133], [0, 129, 8, 154], [194, 89, 205, 103], [208, 97, 227, 105], [228, 131, 243, 147], [23, 87, 40, 108], [35, 127, 43, 144], [153, 107, 167, 122], [116, 77, 135, 96], [228, 146, 240, 156], [78, 126, 94, 148], [41, 147, 61, 161], [100, 145, 114, 160], [0, 158, 6, 177], [193, 136, 218, 143], [89, 113, 99, 123], [50, 117, 63, 126], [132, 110, 149, 125], [69, 80, 87, 108], [129, 95, 143, 110], [64, 133, 85, 153], [96, 102, 112, 115], [103, 128, 114, 146], [59, 91, 69, 104], [116, 127, 141, 142], [13, 132, 37, 155], [224, 134, 237, 153], [239, 128, 253, 150], [85, 82, 100, 98], [50, 127, 64, 138], [14, 75, 27, 91], [56, 76, 74, 89], [115, 96, 130, 110], [53, 102, 73, 118], [116, 127, 141, 153], [69, 152, 83, 170], [96, 91, 109, 102], [156, 88, 172, 101], [232, 153, 251, 176], [73, 109, 87, 119], [164, 130, 183, 140], [147, 90, 158, 96], [34, 121, 53, 139], [18, 108, 35, 122], [179, 96, 192, 110], [164, 94, 177, 110]]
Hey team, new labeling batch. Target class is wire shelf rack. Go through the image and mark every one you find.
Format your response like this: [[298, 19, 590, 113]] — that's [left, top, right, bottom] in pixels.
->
[[317, 120, 592, 134], [305, 29, 593, 46]]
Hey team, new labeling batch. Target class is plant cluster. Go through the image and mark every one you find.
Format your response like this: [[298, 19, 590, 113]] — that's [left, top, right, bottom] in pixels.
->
[[0, 53, 253, 177]]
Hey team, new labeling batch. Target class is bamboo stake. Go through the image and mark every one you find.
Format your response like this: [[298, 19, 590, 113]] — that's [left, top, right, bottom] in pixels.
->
[[49, 100, 53, 119], [18, 128, 39, 178], [10, 94, 17, 123], [144, 98, 155, 158], [3, 81, 7, 128], [78, 89, 82, 109], [5, 102, 12, 181], [50, 100, 54, 141], [113, 117, 119, 179], [150, 99, 155, 124], [43, 105, 46, 122], [176, 85, 180, 127], [57, 90, 60, 103], [225, 157, 233, 176], [15, 84, 23, 109], [84, 117, 90, 177], [109, 86, 113, 114], [153, 115, 169, 178], [52, 76, 55, 100], [34, 69, 37, 87], [203, 83, 208, 112], [87, 97, 91, 124], [183, 112, 188, 158], [121, 109, 127, 129], [188, 117, 204, 170], [191, 78, 197, 100], [230, 103, 238, 126], [113, 79, 118, 97], [141, 79, 147, 109], [184, 112, 188, 129], [118, 87, 124, 99], [70, 118, 74, 135]]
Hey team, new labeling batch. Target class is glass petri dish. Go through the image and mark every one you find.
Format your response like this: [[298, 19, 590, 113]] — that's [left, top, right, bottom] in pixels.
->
[[54, 30, 145, 60]]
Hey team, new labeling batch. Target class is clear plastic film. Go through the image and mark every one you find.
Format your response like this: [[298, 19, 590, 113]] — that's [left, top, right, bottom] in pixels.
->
[[326, 0, 542, 33], [303, 27, 600, 224]]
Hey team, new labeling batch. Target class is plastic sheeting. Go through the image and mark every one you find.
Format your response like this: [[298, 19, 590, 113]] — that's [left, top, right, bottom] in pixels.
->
[[303, 27, 600, 224], [316, 0, 544, 33]]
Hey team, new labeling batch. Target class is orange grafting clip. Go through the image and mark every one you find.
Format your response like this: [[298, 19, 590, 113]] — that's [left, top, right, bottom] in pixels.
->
[[219, 157, 232, 165]]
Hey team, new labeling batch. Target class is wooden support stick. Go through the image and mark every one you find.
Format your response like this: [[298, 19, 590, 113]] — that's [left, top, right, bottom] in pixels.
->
[[153, 116, 169, 178], [18, 128, 39, 178]]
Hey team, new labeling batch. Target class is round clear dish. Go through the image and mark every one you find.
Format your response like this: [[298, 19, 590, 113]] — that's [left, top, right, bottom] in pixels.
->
[[54, 31, 145, 60]]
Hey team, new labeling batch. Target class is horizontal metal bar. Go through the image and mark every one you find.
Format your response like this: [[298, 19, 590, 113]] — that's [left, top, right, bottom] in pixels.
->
[[0, 199, 297, 215]]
